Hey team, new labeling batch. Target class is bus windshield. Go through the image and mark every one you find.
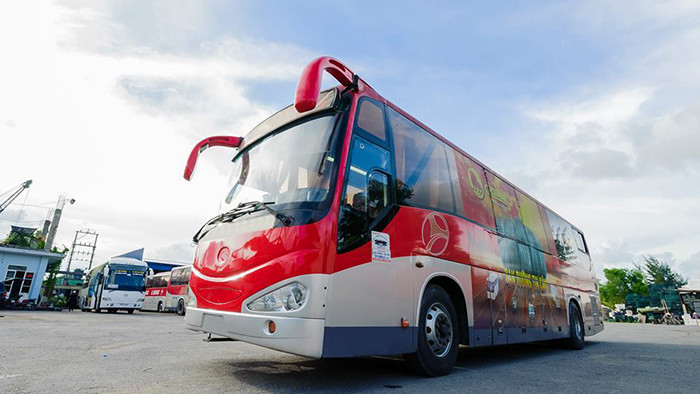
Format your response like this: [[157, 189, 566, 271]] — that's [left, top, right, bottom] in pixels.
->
[[222, 114, 339, 212], [106, 264, 146, 291]]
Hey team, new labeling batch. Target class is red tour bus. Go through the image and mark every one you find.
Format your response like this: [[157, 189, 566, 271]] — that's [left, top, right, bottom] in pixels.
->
[[143, 272, 169, 312], [183, 56, 603, 376], [143, 265, 191, 315], [167, 265, 191, 315]]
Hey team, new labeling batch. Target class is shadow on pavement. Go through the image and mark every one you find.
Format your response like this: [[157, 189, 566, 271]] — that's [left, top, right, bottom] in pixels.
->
[[213, 341, 590, 392]]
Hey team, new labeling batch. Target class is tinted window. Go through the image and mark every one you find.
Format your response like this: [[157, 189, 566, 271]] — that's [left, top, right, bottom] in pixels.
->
[[356, 99, 386, 141], [485, 171, 526, 242], [389, 108, 454, 212], [450, 151, 496, 228], [338, 137, 391, 250], [545, 210, 577, 262], [147, 274, 168, 288], [574, 230, 588, 254], [516, 191, 549, 251], [170, 267, 191, 286]]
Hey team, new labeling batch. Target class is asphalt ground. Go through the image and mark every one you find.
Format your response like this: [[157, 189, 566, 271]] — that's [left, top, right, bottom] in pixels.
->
[[0, 309, 698, 393]]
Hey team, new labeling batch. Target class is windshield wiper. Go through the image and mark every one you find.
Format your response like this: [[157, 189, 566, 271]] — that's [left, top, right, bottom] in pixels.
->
[[192, 201, 294, 244], [240, 201, 294, 227]]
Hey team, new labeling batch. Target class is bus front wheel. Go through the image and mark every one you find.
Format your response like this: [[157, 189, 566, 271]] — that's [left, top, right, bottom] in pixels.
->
[[128, 309, 134, 314], [157, 301, 163, 312], [404, 285, 459, 377]]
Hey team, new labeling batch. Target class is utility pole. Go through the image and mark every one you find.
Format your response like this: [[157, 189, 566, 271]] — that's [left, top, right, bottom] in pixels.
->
[[66, 228, 98, 271], [44, 195, 76, 252]]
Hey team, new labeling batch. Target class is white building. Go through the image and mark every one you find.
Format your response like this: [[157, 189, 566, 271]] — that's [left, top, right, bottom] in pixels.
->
[[1, 245, 65, 301]]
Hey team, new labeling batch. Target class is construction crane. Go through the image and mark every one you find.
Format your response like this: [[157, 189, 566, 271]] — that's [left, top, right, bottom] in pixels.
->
[[0, 180, 33, 215]]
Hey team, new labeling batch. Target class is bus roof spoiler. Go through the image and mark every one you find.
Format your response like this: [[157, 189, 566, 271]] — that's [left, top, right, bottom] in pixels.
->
[[294, 56, 359, 113], [183, 136, 242, 181]]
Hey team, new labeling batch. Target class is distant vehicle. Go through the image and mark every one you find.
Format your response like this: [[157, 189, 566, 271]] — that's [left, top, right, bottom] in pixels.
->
[[182, 56, 603, 376], [142, 272, 170, 312], [142, 266, 191, 315], [79, 257, 149, 314], [165, 265, 191, 316]]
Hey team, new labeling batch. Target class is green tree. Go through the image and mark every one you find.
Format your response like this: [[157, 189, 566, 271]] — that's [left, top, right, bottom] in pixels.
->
[[638, 256, 687, 288], [599, 268, 648, 308], [42, 245, 69, 298], [1, 230, 45, 249]]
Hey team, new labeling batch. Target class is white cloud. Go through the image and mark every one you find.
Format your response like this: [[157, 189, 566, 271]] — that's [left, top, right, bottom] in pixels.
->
[[509, 2, 700, 285], [0, 1, 314, 268]]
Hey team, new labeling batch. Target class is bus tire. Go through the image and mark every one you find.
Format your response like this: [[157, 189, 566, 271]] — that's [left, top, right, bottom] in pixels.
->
[[564, 302, 584, 350], [157, 302, 163, 312], [177, 299, 185, 316], [404, 285, 459, 377], [128, 309, 134, 314]]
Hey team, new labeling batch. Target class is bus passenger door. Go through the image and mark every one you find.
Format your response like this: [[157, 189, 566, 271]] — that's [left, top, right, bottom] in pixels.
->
[[333, 133, 413, 355]]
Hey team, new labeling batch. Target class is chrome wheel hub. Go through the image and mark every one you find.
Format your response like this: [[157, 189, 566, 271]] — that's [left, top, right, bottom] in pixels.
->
[[425, 303, 453, 357]]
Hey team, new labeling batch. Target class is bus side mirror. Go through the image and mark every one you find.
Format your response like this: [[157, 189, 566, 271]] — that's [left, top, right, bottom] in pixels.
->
[[184, 136, 242, 181]]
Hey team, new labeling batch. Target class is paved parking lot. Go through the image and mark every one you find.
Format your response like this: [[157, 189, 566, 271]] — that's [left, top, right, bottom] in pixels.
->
[[1, 310, 698, 393]]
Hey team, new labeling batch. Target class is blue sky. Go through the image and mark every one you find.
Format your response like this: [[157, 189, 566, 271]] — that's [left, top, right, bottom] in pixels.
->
[[1, 1, 699, 284]]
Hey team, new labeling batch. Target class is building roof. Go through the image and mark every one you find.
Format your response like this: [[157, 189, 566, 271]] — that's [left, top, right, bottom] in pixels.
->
[[0, 244, 65, 262], [144, 258, 191, 272]]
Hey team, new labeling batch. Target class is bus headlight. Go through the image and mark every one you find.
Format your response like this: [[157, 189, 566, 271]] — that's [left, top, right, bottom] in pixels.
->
[[247, 282, 307, 312]]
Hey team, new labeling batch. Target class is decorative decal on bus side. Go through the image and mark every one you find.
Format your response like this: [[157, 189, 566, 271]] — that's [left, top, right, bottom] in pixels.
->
[[467, 167, 485, 200], [371, 231, 391, 263], [421, 212, 449, 256]]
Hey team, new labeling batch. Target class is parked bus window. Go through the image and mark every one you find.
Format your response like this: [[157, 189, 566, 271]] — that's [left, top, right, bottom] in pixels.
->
[[515, 191, 549, 252], [545, 210, 577, 262], [485, 171, 526, 242], [450, 152, 496, 228], [574, 230, 589, 254], [356, 99, 386, 141], [389, 108, 454, 213]]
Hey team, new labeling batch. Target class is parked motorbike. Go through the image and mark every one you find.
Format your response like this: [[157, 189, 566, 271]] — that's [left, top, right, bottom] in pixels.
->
[[9, 293, 37, 310]]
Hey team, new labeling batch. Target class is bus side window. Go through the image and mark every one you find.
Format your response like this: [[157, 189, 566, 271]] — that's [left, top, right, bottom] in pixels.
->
[[388, 107, 454, 213], [356, 99, 386, 141], [574, 230, 588, 255], [545, 210, 577, 262], [449, 150, 496, 228]]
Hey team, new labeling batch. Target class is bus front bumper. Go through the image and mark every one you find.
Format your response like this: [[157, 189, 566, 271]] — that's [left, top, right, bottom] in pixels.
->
[[185, 307, 325, 358]]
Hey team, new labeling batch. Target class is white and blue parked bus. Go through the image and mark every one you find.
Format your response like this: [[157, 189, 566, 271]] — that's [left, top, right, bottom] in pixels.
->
[[79, 257, 149, 314]]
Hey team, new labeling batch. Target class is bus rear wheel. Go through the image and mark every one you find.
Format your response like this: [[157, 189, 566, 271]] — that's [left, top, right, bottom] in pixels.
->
[[177, 299, 185, 316], [404, 285, 459, 377], [128, 309, 134, 314], [157, 302, 163, 312], [563, 302, 584, 350]]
